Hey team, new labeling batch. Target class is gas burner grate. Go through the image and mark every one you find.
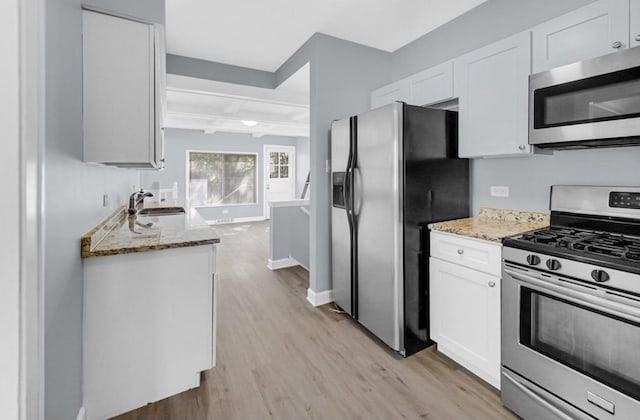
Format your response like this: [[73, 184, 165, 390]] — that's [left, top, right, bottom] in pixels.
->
[[515, 228, 640, 263]]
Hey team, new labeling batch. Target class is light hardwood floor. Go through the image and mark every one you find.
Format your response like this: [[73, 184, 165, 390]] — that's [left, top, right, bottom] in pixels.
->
[[114, 221, 516, 420]]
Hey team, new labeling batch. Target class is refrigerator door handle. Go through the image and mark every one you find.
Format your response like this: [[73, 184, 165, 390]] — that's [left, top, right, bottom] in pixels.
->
[[348, 116, 358, 318]]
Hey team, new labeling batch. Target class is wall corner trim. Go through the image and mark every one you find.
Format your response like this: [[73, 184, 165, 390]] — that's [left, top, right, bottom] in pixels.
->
[[76, 407, 86, 420], [306, 288, 333, 307]]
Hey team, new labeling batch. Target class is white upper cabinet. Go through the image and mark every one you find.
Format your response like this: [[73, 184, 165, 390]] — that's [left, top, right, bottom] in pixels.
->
[[532, 0, 630, 73], [632, 0, 640, 47], [370, 80, 410, 109], [83, 10, 166, 169], [455, 31, 532, 158], [407, 61, 455, 106], [370, 61, 455, 109]]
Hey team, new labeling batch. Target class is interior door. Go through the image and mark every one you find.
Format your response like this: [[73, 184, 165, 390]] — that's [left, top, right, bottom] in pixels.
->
[[264, 145, 295, 218]]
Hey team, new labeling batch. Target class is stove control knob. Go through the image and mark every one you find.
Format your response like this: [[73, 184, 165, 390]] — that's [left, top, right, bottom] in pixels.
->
[[546, 259, 561, 271], [591, 269, 610, 283], [526, 255, 541, 266]]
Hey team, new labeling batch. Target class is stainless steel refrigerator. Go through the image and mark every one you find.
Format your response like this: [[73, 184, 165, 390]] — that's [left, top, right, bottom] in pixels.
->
[[331, 102, 469, 356]]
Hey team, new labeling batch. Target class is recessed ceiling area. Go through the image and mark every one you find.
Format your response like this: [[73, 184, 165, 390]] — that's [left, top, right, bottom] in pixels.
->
[[166, 0, 487, 71], [165, 63, 310, 138]]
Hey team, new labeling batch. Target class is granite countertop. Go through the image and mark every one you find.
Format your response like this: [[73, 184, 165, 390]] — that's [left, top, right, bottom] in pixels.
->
[[428, 207, 550, 243], [81, 205, 220, 258]]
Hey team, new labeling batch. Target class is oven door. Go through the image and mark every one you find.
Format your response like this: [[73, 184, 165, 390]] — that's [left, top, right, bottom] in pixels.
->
[[529, 46, 640, 148], [502, 263, 640, 419]]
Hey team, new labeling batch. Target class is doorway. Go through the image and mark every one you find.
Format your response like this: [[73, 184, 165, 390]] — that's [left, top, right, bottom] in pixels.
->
[[264, 145, 296, 219]]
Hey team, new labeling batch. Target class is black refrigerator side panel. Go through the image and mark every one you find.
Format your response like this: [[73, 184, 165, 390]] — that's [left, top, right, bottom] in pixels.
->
[[402, 105, 470, 356]]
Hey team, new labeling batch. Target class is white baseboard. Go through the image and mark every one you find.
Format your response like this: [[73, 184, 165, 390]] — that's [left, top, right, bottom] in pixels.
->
[[207, 216, 265, 225], [295, 259, 309, 271], [76, 407, 86, 420], [306, 288, 334, 307], [267, 257, 298, 270]]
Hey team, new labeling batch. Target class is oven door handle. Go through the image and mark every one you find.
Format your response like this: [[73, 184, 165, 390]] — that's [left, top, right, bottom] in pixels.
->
[[505, 267, 640, 324], [502, 370, 584, 420]]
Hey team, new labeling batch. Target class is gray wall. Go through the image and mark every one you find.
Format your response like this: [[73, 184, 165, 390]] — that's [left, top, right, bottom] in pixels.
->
[[471, 148, 640, 213], [45, 1, 162, 418], [391, 0, 596, 80], [296, 137, 310, 198], [167, 54, 275, 88], [139, 129, 298, 221], [269, 205, 310, 269]]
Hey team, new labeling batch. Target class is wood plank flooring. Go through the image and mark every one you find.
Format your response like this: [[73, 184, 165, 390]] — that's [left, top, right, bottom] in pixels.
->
[[114, 221, 516, 420]]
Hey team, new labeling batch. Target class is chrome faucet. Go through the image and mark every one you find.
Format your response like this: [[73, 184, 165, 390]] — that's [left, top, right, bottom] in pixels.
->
[[128, 189, 153, 215]]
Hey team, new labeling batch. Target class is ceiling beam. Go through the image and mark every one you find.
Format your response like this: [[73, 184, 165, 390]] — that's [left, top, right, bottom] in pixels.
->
[[167, 86, 309, 109], [223, 100, 245, 115], [167, 108, 310, 127]]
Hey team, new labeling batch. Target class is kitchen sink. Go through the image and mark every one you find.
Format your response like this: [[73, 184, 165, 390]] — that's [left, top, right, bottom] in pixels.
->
[[138, 206, 185, 216]]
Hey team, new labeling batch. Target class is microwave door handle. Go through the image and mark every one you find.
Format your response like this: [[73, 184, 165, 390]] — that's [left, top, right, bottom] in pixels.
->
[[505, 267, 640, 324], [502, 371, 584, 420]]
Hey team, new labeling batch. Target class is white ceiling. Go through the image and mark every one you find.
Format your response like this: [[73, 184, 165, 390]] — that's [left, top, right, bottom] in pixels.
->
[[166, 0, 487, 71], [165, 64, 310, 138]]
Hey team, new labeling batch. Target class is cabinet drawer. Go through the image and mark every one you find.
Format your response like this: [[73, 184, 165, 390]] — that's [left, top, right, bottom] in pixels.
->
[[430, 231, 501, 276]]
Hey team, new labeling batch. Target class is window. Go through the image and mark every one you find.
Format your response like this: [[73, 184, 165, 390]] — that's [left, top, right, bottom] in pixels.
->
[[269, 151, 290, 179], [188, 151, 257, 206]]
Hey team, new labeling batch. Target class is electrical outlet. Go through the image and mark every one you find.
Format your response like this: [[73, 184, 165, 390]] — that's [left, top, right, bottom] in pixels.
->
[[102, 194, 109, 207], [490, 186, 510, 198], [222, 209, 229, 215]]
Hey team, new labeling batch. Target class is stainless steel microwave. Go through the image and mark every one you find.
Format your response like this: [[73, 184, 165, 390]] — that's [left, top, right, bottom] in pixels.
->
[[529, 46, 640, 149]]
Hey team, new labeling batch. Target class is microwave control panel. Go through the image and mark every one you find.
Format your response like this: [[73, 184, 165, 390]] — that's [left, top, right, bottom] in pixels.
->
[[609, 192, 640, 209]]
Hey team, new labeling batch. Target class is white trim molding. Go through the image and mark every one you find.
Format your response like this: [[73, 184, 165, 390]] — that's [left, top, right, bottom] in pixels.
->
[[267, 257, 298, 270], [306, 288, 334, 307], [268, 199, 310, 208], [76, 407, 86, 420], [207, 216, 265, 225]]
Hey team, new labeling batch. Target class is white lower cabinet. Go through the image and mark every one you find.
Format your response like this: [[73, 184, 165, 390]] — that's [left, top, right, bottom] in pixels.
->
[[430, 234, 501, 389], [83, 245, 216, 420]]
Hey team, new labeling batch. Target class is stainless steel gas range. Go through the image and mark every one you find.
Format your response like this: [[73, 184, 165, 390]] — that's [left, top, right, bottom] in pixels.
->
[[501, 186, 640, 420]]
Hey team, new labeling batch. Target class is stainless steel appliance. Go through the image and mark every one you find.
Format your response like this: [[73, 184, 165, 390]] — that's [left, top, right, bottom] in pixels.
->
[[331, 102, 469, 356], [502, 185, 640, 420], [529, 46, 640, 149]]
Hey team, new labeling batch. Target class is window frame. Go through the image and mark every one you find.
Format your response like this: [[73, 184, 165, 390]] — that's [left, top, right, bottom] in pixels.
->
[[185, 149, 259, 208]]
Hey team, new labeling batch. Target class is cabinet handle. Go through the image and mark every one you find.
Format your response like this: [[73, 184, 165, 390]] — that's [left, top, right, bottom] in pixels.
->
[[488, 281, 496, 288], [612, 41, 623, 49], [518, 144, 527, 151], [457, 249, 464, 255], [635, 35, 640, 42]]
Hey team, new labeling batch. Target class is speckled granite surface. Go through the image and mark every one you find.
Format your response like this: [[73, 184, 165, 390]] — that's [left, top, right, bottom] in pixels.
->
[[81, 205, 220, 258], [428, 207, 550, 243]]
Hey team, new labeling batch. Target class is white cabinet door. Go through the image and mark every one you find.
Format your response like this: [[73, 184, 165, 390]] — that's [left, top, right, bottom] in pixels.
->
[[455, 31, 532, 158], [408, 61, 454, 106], [83, 10, 165, 169], [370, 80, 410, 109], [430, 257, 501, 389], [632, 0, 640, 47], [532, 0, 630, 73]]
